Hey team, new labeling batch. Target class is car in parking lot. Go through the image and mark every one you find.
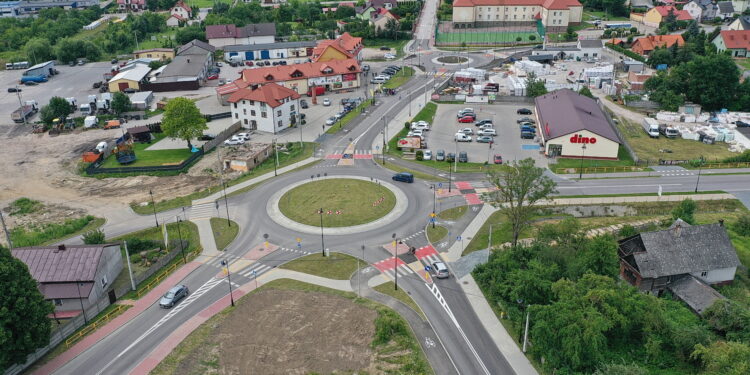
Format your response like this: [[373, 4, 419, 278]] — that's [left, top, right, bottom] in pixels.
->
[[392, 172, 414, 183], [322, 98, 331, 106], [458, 151, 468, 163], [457, 110, 475, 118], [362, 64, 370, 71], [422, 149, 432, 160], [300, 99, 308, 109], [207, 74, 219, 80], [325, 117, 336, 125], [455, 133, 472, 142], [520, 131, 535, 139], [380, 46, 391, 50], [475, 119, 493, 127], [520, 125, 536, 133], [384, 53, 396, 59], [160, 285, 189, 308], [446, 152, 455, 162], [7, 87, 21, 93], [517, 117, 535, 124], [236, 132, 251, 141], [476, 135, 494, 143], [224, 136, 245, 145], [199, 133, 216, 141], [459, 127, 473, 135], [436, 149, 445, 161], [494, 154, 503, 164], [458, 116, 475, 123], [408, 129, 424, 137], [371, 76, 388, 84], [388, 65, 401, 71], [517, 108, 533, 115], [432, 261, 450, 279], [478, 124, 494, 130], [478, 128, 496, 136], [411, 121, 430, 131]]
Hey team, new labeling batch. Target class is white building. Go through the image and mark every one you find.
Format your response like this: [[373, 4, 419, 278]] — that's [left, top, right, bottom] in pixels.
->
[[206, 23, 276, 48], [228, 83, 301, 134], [452, 0, 583, 32]]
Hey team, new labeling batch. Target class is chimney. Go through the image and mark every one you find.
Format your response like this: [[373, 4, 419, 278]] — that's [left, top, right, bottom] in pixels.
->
[[673, 223, 682, 237], [55, 244, 66, 252], [719, 219, 724, 227], [187, 58, 190, 63]]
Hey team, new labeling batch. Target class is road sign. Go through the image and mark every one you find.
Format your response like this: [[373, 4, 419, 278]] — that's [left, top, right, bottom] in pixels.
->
[[296, 237, 301, 242], [430, 212, 436, 218], [438, 182, 443, 188], [252, 269, 257, 276], [297, 242, 301, 248], [456, 236, 461, 241], [430, 218, 436, 223], [425, 265, 431, 271]]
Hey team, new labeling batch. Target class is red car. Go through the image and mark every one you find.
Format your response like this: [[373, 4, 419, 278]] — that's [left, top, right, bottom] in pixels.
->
[[493, 154, 503, 164], [245, 61, 254, 66], [207, 74, 219, 80], [458, 115, 476, 123]]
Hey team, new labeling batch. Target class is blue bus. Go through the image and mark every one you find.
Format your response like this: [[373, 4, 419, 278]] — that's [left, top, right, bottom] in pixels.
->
[[605, 23, 632, 29]]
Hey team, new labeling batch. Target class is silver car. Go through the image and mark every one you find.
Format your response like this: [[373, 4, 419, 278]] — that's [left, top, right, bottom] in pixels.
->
[[432, 262, 450, 279], [160, 285, 189, 308]]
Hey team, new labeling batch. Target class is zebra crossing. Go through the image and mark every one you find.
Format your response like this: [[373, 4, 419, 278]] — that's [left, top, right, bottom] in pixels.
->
[[402, 230, 425, 242], [189, 202, 216, 220], [659, 172, 695, 176], [373, 257, 415, 280], [279, 246, 312, 255], [203, 254, 242, 268], [237, 262, 274, 279], [414, 245, 442, 266]]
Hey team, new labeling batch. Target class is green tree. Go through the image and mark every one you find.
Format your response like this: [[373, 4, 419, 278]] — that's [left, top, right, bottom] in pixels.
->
[[593, 363, 648, 375], [110, 92, 132, 116], [161, 97, 207, 149], [525, 71, 547, 98], [82, 229, 106, 245], [691, 341, 750, 375], [578, 86, 594, 98], [23, 38, 53, 65], [47, 96, 72, 122], [39, 105, 56, 125], [175, 25, 206, 45], [734, 213, 750, 236], [488, 158, 557, 246], [671, 198, 696, 224], [0, 245, 53, 370], [570, 234, 619, 278], [648, 47, 673, 68]]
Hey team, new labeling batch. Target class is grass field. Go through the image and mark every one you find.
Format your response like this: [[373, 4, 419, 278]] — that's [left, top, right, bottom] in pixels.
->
[[549, 146, 636, 171], [326, 99, 374, 134], [278, 179, 396, 227], [279, 252, 360, 280], [438, 205, 467, 221], [426, 224, 447, 243], [383, 66, 415, 89], [436, 31, 540, 44], [582, 10, 630, 22], [373, 282, 425, 320], [210, 218, 238, 251], [101, 134, 193, 168]]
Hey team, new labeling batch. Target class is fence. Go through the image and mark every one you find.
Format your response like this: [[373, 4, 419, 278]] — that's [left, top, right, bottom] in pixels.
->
[[596, 98, 640, 164], [203, 121, 241, 151], [85, 148, 204, 175], [624, 100, 660, 110]]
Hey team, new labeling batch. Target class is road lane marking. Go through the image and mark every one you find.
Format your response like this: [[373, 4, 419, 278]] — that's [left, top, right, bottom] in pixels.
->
[[557, 183, 683, 189]]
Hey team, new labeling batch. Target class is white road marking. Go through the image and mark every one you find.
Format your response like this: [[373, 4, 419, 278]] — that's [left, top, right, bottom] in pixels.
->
[[557, 183, 683, 189]]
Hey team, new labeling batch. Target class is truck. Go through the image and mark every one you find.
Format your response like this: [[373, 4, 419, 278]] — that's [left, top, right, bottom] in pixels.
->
[[642, 118, 660, 138], [96, 99, 109, 113], [306, 86, 325, 97], [66, 97, 78, 111], [11, 100, 39, 123], [84, 116, 98, 128], [20, 75, 47, 83], [80, 103, 94, 115], [659, 123, 679, 138]]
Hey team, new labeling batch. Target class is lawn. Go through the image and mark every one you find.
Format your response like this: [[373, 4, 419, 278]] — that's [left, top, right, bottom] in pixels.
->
[[438, 205, 468, 221], [326, 99, 374, 134], [549, 146, 637, 172], [210, 218, 238, 251], [383, 66, 415, 89], [436, 31, 540, 45], [363, 39, 409, 58], [183, 0, 231, 7], [616, 117, 739, 164], [100, 134, 194, 168], [279, 179, 395, 227], [279, 252, 360, 280], [10, 216, 104, 247], [373, 281, 425, 320], [736, 58, 750, 72], [136, 30, 177, 50], [582, 10, 630, 22], [426, 224, 448, 243]]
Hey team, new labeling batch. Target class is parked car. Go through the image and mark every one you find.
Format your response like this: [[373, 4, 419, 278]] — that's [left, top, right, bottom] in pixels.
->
[[494, 154, 503, 164], [520, 125, 536, 133], [111, 58, 118, 64], [422, 149, 432, 160], [160, 285, 189, 308], [408, 129, 424, 137], [236, 132, 251, 141], [478, 128, 497, 136], [478, 124, 494, 130], [432, 262, 450, 279], [475, 119, 493, 127], [380, 46, 391, 51], [392, 172, 414, 183], [199, 133, 216, 141], [300, 99, 309, 109], [518, 122, 535, 128], [455, 133, 472, 142], [458, 116, 475, 123], [123, 88, 137, 93], [362, 64, 370, 71], [371, 77, 388, 84], [411, 122, 430, 131], [458, 151, 468, 163], [436, 149, 446, 161], [207, 74, 219, 80], [446, 152, 455, 162], [517, 108, 533, 115], [326, 117, 336, 125], [216, 62, 223, 67], [388, 65, 401, 71], [460, 127, 473, 135], [322, 98, 331, 106], [517, 117, 535, 124], [384, 53, 396, 59], [457, 109, 475, 118], [476, 135, 494, 143], [7, 87, 21, 93], [224, 136, 245, 145], [520, 131, 535, 139]]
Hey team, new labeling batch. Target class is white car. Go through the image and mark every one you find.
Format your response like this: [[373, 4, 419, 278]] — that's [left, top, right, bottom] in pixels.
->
[[236, 132, 250, 141], [326, 117, 336, 125], [411, 123, 430, 131], [384, 53, 396, 59], [322, 98, 331, 106], [478, 124, 494, 130], [460, 127, 474, 135], [455, 133, 472, 142], [422, 149, 432, 160], [224, 136, 245, 145], [478, 128, 497, 136], [407, 129, 424, 137]]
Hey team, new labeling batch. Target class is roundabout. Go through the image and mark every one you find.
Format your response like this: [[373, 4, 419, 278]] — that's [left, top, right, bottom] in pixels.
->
[[435, 55, 469, 64]]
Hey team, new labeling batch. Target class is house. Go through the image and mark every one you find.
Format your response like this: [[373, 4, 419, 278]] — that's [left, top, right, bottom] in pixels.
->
[[728, 14, 750, 30], [618, 220, 740, 313], [117, 0, 146, 11], [732, 0, 749, 14], [717, 1, 735, 19], [220, 142, 272, 172], [223, 41, 317, 64], [712, 30, 750, 57], [12, 244, 123, 318], [216, 58, 362, 103], [108, 64, 151, 92], [531, 38, 602, 60], [642, 6, 693, 28], [621, 59, 645, 72], [577, 39, 603, 59], [145, 39, 214, 91], [0, 1, 21, 17], [684, 0, 717, 22], [134, 48, 175, 61], [371, 7, 400, 29], [627, 70, 653, 92], [313, 32, 364, 61], [631, 34, 685, 56], [171, 0, 191, 19], [205, 23, 276, 48], [177, 39, 216, 56], [452, 0, 584, 33], [370, 0, 398, 9], [228, 83, 301, 133], [355, 4, 376, 19]]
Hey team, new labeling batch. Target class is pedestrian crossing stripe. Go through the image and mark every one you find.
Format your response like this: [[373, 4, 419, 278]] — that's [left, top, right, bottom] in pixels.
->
[[238, 263, 272, 278], [381, 265, 415, 280], [189, 202, 216, 220]]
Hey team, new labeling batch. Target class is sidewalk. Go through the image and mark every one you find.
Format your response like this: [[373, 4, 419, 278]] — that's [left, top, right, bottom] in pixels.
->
[[560, 167, 750, 179], [191, 218, 219, 259]]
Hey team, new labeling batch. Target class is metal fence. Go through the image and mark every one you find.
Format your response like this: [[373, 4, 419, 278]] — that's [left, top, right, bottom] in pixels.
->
[[85, 148, 204, 175], [596, 98, 640, 164]]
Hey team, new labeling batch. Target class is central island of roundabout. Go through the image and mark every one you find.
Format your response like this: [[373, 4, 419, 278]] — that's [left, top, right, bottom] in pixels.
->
[[267, 176, 409, 235]]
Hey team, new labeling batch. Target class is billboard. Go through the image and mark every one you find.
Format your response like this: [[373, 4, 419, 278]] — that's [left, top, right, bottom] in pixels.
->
[[397, 137, 421, 149]]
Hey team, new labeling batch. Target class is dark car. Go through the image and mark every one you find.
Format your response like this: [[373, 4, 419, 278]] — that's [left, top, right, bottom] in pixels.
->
[[7, 87, 21, 93], [446, 152, 456, 162], [392, 172, 414, 183], [160, 285, 189, 309], [123, 88, 137, 93], [362, 64, 370, 71], [24, 81, 38, 86], [520, 131, 535, 139], [494, 154, 503, 164], [380, 46, 391, 50], [475, 119, 493, 127], [436, 149, 446, 161], [388, 65, 401, 71], [476, 135, 493, 143], [111, 58, 118, 64], [520, 125, 536, 133], [458, 151, 468, 163], [736, 120, 750, 127], [517, 117, 535, 124], [517, 108, 533, 115], [199, 133, 216, 141], [300, 99, 309, 109]]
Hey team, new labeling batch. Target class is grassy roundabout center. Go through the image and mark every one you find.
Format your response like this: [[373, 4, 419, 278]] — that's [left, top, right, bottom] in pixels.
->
[[278, 179, 396, 227]]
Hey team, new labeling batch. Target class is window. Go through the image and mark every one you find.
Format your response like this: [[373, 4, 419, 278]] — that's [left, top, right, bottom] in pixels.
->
[[54, 299, 63, 306], [243, 109, 247, 115], [496, 14, 499, 19], [514, 15, 517, 19], [233, 103, 237, 109], [244, 119, 248, 124], [478, 14, 482, 19], [235, 113, 239, 119], [290, 104, 295, 111], [261, 112, 267, 118], [700, 271, 708, 277], [101, 275, 108, 288], [276, 110, 282, 117], [260, 102, 266, 108], [278, 120, 282, 127], [251, 110, 256, 116]]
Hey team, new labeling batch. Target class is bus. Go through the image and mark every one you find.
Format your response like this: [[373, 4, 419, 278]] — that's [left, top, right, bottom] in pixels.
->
[[605, 23, 632, 29]]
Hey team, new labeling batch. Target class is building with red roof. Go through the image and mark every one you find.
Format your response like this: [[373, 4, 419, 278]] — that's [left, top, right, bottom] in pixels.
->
[[313, 32, 363, 61], [166, 0, 191, 27], [452, 0, 582, 32], [228, 83, 301, 133], [631, 34, 685, 56], [643, 6, 693, 27], [712, 30, 750, 57]]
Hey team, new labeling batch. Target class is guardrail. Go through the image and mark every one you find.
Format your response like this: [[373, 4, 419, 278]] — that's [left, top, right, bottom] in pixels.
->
[[700, 162, 750, 169], [64, 304, 127, 348], [555, 166, 647, 174]]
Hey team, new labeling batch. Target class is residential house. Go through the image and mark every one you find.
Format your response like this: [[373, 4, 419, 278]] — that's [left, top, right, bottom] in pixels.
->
[[732, 0, 749, 13], [627, 70, 653, 92], [177, 39, 216, 56], [370, 0, 398, 9], [371, 7, 400, 30], [228, 83, 301, 133], [117, 0, 146, 11], [728, 14, 750, 30], [146, 39, 215, 91], [684, 0, 717, 21], [223, 41, 317, 64], [712, 30, 750, 57], [12, 244, 123, 318], [618, 220, 740, 314], [717, 1, 735, 19], [642, 6, 693, 28], [134, 48, 175, 61], [313, 32, 364, 61], [531, 38, 602, 60], [631, 34, 685, 56], [355, 3, 377, 19], [166, 0, 192, 27], [452, 0, 584, 33], [206, 23, 276, 48]]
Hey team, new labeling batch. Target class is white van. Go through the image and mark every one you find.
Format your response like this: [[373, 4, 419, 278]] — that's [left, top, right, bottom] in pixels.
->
[[371, 77, 388, 84]]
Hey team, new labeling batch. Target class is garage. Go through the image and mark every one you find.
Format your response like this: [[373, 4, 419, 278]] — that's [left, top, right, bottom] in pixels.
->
[[535, 89, 621, 160]]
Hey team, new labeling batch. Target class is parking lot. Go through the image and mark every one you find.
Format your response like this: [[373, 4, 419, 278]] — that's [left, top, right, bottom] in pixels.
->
[[424, 103, 547, 166]]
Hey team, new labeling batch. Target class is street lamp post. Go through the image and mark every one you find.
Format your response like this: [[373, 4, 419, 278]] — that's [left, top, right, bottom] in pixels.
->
[[392, 233, 398, 291], [149, 190, 159, 227], [431, 185, 437, 228], [0, 210, 13, 249], [319, 208, 325, 257], [216, 146, 231, 227], [76, 280, 88, 324], [381, 116, 387, 166], [578, 144, 587, 180], [272, 139, 278, 176], [221, 259, 235, 307], [695, 158, 703, 193], [176, 217, 186, 264]]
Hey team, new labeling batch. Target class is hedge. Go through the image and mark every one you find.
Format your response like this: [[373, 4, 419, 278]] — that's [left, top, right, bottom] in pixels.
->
[[606, 43, 646, 63]]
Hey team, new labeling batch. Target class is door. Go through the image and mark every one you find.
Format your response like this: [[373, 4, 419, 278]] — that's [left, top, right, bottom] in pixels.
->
[[260, 50, 270, 59], [118, 82, 129, 92], [245, 51, 254, 60], [108, 289, 116, 304]]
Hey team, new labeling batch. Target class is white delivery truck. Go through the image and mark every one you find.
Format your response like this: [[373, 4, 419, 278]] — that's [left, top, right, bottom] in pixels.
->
[[84, 116, 98, 128], [642, 117, 660, 138]]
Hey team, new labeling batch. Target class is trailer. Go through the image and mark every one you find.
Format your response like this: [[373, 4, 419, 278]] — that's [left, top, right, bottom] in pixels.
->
[[11, 100, 39, 123]]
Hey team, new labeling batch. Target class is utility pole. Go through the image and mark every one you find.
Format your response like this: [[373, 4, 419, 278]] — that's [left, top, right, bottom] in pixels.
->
[[123, 241, 136, 291], [216, 147, 231, 226], [149, 190, 159, 227], [432, 185, 436, 228], [76, 280, 88, 324], [381, 116, 387, 166], [273, 139, 278, 176], [15, 86, 26, 126], [0, 210, 12, 250], [522, 309, 530, 353], [221, 259, 235, 307], [488, 224, 492, 251], [319, 208, 325, 257], [134, 31, 140, 51], [176, 217, 186, 264], [695, 160, 703, 193], [392, 233, 398, 291]]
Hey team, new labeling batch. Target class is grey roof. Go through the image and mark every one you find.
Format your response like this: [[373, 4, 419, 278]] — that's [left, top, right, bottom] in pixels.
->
[[579, 39, 603, 49], [534, 89, 621, 143], [717, 1, 734, 13], [223, 40, 317, 52], [159, 54, 208, 78], [177, 39, 215, 55], [622, 59, 645, 65], [691, 0, 713, 9], [736, 15, 750, 30], [627, 222, 740, 278], [629, 0, 654, 8], [668, 275, 725, 315], [528, 54, 554, 61], [11, 244, 117, 283], [206, 23, 275, 39], [129, 90, 153, 103]]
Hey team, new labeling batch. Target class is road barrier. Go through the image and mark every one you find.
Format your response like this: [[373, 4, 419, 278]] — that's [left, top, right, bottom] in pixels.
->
[[64, 304, 127, 348]]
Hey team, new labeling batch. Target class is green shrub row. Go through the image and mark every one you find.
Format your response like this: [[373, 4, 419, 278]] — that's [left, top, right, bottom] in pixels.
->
[[10, 215, 95, 247], [606, 43, 646, 62]]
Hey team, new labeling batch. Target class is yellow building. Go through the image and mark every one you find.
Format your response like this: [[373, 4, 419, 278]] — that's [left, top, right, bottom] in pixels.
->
[[642, 6, 693, 28], [133, 48, 175, 61], [108, 64, 151, 92], [452, 0, 583, 33]]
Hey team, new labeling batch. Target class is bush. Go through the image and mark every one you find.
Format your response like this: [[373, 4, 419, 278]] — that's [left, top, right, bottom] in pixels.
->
[[606, 43, 646, 62], [415, 150, 423, 161], [723, 149, 750, 163], [734, 213, 750, 237], [618, 225, 639, 238], [529, 35, 536, 41], [10, 215, 95, 247], [8, 198, 42, 216], [130, 254, 142, 264], [404, 121, 410, 129], [372, 309, 408, 346], [516, 37, 522, 42], [671, 199, 696, 224], [125, 238, 162, 254], [82, 229, 106, 244]]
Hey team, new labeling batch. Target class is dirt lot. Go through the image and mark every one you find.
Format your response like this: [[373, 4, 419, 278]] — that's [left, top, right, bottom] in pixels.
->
[[168, 289, 380, 375]]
